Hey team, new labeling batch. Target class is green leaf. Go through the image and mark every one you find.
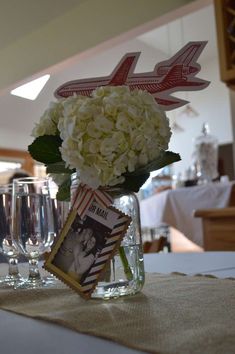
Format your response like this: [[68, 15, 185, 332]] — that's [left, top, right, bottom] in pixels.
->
[[118, 172, 150, 193], [46, 162, 74, 175], [127, 151, 181, 176], [28, 135, 63, 164], [117, 151, 180, 193], [56, 177, 71, 201]]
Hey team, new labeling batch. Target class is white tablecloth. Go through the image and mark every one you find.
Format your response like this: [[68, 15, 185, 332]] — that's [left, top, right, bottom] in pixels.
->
[[140, 182, 234, 247]]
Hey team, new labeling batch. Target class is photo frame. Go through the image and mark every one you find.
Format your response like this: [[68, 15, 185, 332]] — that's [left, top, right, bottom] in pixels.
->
[[44, 200, 131, 299]]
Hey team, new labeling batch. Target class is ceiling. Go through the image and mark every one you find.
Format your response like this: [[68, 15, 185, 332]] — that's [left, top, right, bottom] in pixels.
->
[[0, 2, 217, 151], [0, 0, 84, 51]]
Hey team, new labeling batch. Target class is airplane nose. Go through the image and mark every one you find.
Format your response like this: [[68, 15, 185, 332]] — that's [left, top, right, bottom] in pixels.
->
[[182, 66, 198, 75], [189, 66, 198, 74]]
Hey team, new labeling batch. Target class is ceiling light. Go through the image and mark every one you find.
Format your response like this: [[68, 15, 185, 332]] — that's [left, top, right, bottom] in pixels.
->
[[179, 104, 199, 118], [10, 74, 50, 100]]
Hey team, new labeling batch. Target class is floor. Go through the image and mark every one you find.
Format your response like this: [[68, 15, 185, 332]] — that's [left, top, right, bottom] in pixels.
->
[[170, 227, 203, 253], [142, 226, 204, 253]]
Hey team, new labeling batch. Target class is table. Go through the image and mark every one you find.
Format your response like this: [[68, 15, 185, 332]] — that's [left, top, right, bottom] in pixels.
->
[[0, 252, 234, 354], [140, 181, 234, 247]]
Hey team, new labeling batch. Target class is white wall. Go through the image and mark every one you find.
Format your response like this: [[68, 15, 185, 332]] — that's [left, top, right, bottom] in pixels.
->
[[168, 55, 232, 176], [0, 127, 32, 151]]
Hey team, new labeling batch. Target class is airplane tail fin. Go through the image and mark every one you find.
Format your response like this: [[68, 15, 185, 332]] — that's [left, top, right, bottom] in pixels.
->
[[171, 42, 207, 66]]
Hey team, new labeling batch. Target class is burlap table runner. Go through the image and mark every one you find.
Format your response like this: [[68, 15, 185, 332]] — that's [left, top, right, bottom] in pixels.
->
[[0, 264, 235, 354]]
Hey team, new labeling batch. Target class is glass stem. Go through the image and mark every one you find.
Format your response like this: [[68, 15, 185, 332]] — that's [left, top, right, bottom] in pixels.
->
[[8, 256, 20, 277], [111, 258, 116, 281], [28, 258, 41, 281]]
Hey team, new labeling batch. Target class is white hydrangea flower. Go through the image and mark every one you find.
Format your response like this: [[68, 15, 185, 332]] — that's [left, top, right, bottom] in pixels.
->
[[53, 86, 172, 188], [31, 100, 64, 138], [79, 166, 100, 189]]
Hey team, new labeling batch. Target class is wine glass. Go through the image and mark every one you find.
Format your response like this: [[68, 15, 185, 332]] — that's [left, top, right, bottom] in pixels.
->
[[53, 199, 70, 235], [0, 184, 24, 287], [48, 178, 70, 237], [11, 177, 56, 288]]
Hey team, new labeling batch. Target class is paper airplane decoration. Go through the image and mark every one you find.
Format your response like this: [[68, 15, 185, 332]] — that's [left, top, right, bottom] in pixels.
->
[[55, 41, 209, 111]]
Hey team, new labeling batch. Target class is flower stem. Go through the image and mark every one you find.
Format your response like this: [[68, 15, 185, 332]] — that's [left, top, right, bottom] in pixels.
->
[[119, 246, 133, 281]]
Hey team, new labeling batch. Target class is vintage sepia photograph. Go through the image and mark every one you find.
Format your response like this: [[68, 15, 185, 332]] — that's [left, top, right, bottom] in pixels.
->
[[44, 201, 131, 298]]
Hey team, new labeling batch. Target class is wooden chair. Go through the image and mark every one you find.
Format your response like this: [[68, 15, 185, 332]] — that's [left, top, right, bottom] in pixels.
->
[[143, 236, 167, 253], [228, 184, 235, 206], [194, 207, 235, 251]]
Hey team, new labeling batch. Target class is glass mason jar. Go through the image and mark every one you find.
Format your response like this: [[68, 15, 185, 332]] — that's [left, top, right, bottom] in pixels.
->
[[71, 173, 145, 299]]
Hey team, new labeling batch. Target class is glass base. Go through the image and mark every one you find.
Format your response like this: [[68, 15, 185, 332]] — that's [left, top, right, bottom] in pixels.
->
[[92, 278, 144, 299], [91, 245, 145, 299], [0, 273, 24, 288], [14, 257, 59, 289], [14, 276, 55, 289]]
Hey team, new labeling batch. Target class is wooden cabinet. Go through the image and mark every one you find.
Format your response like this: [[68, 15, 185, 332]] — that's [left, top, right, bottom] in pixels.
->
[[194, 185, 235, 250], [214, 0, 235, 88], [195, 207, 235, 251], [0, 148, 34, 175]]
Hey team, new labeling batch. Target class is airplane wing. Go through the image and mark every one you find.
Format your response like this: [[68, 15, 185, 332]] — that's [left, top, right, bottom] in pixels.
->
[[55, 52, 140, 98], [162, 64, 185, 83], [155, 95, 188, 111], [109, 53, 139, 85]]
